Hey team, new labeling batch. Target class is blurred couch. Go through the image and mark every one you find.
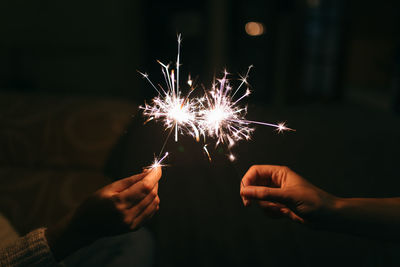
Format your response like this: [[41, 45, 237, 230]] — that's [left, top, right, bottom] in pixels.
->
[[0, 92, 137, 242]]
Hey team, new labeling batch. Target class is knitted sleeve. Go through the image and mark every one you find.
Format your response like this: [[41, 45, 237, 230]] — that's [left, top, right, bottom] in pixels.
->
[[0, 228, 59, 267]]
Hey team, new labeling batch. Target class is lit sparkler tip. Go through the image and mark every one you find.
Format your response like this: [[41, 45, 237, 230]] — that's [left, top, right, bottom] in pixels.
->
[[149, 152, 169, 169], [228, 153, 236, 162]]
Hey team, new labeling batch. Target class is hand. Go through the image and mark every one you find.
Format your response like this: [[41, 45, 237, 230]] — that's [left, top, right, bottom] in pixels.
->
[[240, 165, 336, 225], [46, 167, 162, 260]]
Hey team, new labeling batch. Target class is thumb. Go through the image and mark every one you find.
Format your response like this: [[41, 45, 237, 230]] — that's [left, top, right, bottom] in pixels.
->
[[241, 186, 290, 204]]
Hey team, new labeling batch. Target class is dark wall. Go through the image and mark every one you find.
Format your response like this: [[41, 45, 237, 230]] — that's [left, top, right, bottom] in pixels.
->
[[0, 0, 144, 98], [0, 0, 399, 110]]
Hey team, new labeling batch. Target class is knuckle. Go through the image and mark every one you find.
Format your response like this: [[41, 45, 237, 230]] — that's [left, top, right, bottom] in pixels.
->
[[111, 194, 131, 210], [150, 189, 158, 198], [277, 166, 290, 177], [110, 194, 122, 205], [281, 166, 291, 173], [249, 165, 259, 172], [142, 181, 153, 193], [123, 216, 132, 226], [155, 196, 160, 205]]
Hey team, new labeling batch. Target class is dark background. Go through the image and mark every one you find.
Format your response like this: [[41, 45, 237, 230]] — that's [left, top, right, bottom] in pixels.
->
[[1, 0, 400, 107], [1, 0, 400, 266]]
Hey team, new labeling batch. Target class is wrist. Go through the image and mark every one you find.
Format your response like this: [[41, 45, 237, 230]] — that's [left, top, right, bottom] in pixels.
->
[[317, 196, 347, 229], [329, 196, 347, 215], [308, 193, 343, 228]]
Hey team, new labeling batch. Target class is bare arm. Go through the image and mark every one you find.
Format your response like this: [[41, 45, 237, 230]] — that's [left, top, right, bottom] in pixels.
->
[[330, 197, 400, 239]]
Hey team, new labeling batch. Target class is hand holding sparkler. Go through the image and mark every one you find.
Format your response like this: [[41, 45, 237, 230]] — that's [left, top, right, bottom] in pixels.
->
[[46, 167, 162, 261]]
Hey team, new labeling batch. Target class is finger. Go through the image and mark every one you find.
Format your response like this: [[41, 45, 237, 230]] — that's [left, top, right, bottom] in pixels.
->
[[138, 166, 162, 193], [131, 197, 160, 230], [147, 204, 159, 220], [241, 165, 287, 188], [127, 183, 158, 211], [120, 167, 162, 200], [110, 172, 148, 193], [241, 185, 289, 204], [280, 208, 305, 224], [245, 200, 284, 218], [257, 200, 286, 209], [240, 180, 248, 206]]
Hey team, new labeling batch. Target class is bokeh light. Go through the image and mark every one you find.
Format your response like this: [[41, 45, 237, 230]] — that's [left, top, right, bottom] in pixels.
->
[[245, 22, 265, 36]]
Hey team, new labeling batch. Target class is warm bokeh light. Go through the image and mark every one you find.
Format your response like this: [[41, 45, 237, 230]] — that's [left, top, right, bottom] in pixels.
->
[[245, 22, 265, 36]]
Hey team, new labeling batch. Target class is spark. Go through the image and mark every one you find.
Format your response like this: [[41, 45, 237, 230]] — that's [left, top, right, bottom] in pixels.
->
[[203, 145, 212, 162], [148, 152, 169, 169]]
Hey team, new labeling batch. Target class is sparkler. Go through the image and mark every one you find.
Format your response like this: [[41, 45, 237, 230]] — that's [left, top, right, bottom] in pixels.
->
[[139, 34, 294, 166], [147, 152, 169, 169], [139, 34, 200, 168]]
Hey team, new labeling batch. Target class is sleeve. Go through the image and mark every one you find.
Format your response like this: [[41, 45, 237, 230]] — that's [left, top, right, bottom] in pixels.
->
[[0, 228, 60, 267]]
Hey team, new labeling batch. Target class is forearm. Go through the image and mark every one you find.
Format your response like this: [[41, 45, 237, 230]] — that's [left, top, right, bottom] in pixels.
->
[[328, 197, 400, 240]]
